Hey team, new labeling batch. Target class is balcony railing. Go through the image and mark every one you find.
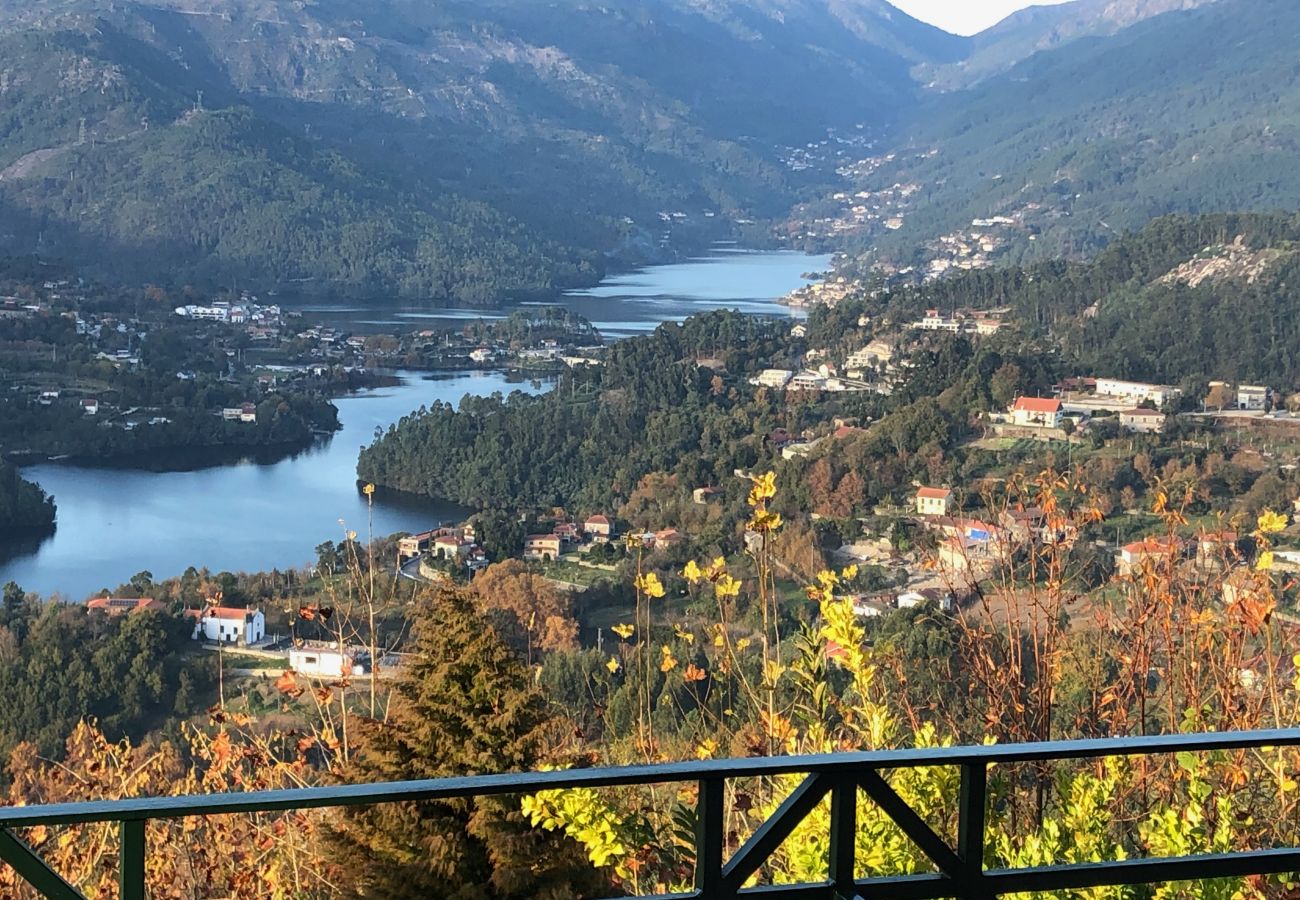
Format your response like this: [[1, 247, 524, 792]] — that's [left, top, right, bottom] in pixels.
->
[[3, 728, 1300, 899]]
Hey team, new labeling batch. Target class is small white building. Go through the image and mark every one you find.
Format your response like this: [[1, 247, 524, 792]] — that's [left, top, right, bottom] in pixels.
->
[[1237, 385, 1271, 411], [191, 606, 266, 645], [290, 646, 366, 678], [916, 487, 953, 517], [1011, 397, 1063, 429], [1118, 408, 1166, 433]]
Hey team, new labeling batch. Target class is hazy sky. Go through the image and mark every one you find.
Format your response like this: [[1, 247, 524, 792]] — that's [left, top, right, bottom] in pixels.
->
[[890, 0, 1075, 36]]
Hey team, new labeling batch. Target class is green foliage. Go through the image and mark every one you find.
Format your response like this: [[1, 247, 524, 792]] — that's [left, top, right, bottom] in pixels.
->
[[333, 586, 606, 898], [0, 599, 210, 770], [869, 0, 1300, 265], [0, 458, 55, 532]]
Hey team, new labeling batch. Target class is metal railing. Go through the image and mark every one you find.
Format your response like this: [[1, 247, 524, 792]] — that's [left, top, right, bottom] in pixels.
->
[[3, 728, 1300, 899]]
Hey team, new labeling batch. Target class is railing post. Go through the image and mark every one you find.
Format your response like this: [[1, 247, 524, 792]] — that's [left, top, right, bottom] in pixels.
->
[[695, 777, 726, 898], [119, 819, 145, 900], [958, 761, 993, 899], [828, 778, 856, 898]]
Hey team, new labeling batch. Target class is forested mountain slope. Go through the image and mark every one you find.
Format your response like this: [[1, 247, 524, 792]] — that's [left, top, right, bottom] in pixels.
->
[[0, 0, 958, 302], [919, 0, 1218, 89], [864, 0, 1300, 265]]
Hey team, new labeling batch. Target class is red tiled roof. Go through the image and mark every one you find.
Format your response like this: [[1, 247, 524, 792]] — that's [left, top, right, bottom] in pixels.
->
[[1123, 408, 1165, 418], [586, 515, 610, 526], [204, 606, 258, 621], [1013, 396, 1062, 413], [1123, 537, 1180, 555], [917, 487, 952, 500]]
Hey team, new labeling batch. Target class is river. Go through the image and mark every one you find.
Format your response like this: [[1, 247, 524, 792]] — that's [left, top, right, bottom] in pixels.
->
[[0, 249, 830, 598]]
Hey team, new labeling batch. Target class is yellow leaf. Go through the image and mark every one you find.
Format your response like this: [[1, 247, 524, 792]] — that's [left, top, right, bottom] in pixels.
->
[[714, 574, 741, 599], [840, 564, 859, 582], [1257, 551, 1275, 572], [1258, 510, 1289, 535], [660, 645, 678, 673], [611, 623, 635, 639], [695, 738, 718, 760], [635, 572, 666, 599], [605, 656, 620, 674], [682, 559, 703, 584], [674, 624, 695, 643]]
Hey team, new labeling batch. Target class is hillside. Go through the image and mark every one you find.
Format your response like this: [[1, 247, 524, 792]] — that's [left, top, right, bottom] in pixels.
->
[[0, 0, 958, 303], [919, 0, 1219, 89], [851, 0, 1300, 269]]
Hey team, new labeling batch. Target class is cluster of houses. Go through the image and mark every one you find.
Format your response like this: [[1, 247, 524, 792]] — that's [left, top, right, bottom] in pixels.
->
[[399, 524, 489, 572], [523, 514, 615, 562], [174, 297, 282, 328], [912, 307, 1010, 336]]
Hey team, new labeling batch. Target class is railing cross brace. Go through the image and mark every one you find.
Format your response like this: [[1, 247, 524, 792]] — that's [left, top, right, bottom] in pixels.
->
[[0, 827, 86, 900]]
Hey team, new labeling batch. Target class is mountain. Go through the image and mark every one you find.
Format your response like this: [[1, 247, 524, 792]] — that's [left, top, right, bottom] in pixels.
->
[[0, 0, 960, 304], [919, 0, 1220, 89], [854, 0, 1300, 267]]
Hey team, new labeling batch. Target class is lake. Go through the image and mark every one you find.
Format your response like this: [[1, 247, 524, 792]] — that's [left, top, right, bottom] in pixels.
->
[[294, 248, 830, 338], [0, 249, 830, 598]]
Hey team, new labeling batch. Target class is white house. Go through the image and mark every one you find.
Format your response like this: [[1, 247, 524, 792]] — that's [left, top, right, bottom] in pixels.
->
[[1118, 408, 1166, 433], [1010, 397, 1063, 429], [290, 646, 366, 678], [1237, 385, 1271, 411], [191, 606, 265, 645], [1095, 379, 1180, 407], [753, 369, 794, 389], [915, 487, 952, 517]]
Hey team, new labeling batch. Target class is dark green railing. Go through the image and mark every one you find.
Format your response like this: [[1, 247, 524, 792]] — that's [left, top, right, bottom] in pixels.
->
[[3, 729, 1300, 899]]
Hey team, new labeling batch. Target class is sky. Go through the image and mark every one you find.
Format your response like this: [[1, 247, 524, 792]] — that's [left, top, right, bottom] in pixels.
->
[[889, 0, 1075, 36]]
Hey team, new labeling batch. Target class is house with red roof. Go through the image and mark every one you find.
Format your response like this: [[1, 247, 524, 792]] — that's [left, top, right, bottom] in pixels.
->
[[523, 534, 562, 562], [915, 487, 952, 517], [190, 605, 266, 645], [584, 514, 614, 542], [1011, 396, 1063, 429], [1118, 537, 1183, 574]]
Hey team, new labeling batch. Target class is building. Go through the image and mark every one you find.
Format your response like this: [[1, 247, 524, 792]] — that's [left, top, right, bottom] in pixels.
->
[[398, 530, 436, 558], [915, 487, 952, 517], [753, 369, 794, 389], [1119, 408, 1166, 433], [433, 535, 471, 560], [290, 645, 366, 678], [584, 514, 614, 542], [191, 606, 266, 645], [239, 402, 258, 424], [1197, 531, 1239, 570], [1011, 397, 1063, 429], [788, 371, 828, 392], [917, 309, 961, 332], [1237, 385, 1271, 411], [1118, 537, 1182, 574], [80, 399, 99, 416], [469, 347, 495, 364], [523, 534, 562, 562], [86, 597, 164, 615], [1095, 379, 1180, 407], [693, 487, 723, 505]]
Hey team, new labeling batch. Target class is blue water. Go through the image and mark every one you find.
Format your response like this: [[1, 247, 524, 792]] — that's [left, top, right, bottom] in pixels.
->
[[0, 250, 829, 598]]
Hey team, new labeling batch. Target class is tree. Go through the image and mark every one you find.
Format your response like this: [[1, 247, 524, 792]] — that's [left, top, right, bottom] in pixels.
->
[[2, 581, 23, 617], [473, 561, 579, 656], [332, 588, 603, 899]]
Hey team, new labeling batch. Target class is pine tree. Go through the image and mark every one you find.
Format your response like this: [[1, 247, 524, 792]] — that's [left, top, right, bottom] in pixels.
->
[[332, 587, 605, 899]]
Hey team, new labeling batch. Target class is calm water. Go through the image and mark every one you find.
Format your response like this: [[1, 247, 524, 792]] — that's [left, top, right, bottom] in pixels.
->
[[0, 250, 828, 598], [297, 248, 831, 338]]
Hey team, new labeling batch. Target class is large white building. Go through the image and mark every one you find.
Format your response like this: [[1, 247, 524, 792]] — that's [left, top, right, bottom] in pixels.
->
[[1094, 379, 1180, 407], [191, 606, 266, 645], [752, 369, 794, 389]]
